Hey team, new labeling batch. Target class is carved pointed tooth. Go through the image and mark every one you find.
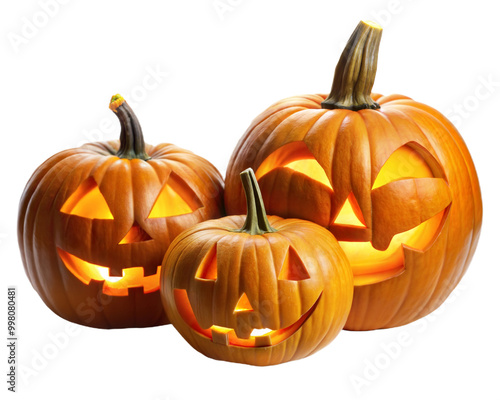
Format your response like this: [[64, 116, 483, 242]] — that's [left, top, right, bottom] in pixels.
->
[[254, 335, 272, 347], [234, 323, 252, 339], [211, 328, 229, 345]]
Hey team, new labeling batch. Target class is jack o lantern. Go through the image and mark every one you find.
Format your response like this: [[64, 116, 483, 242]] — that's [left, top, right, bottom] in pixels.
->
[[161, 169, 353, 365], [224, 21, 482, 330], [18, 95, 224, 328]]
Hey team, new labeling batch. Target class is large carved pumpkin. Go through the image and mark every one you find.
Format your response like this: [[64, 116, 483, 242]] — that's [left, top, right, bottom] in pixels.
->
[[161, 169, 353, 365], [224, 21, 482, 330], [18, 95, 224, 328]]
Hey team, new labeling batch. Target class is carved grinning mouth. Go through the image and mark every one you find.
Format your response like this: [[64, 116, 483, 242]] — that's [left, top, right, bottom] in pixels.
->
[[174, 289, 322, 347], [57, 248, 160, 296], [334, 207, 450, 286]]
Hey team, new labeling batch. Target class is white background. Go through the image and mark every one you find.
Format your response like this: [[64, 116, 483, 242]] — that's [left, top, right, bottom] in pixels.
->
[[1, 0, 499, 399]]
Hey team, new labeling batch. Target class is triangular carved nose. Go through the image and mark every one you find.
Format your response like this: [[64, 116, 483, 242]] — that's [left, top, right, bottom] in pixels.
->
[[333, 193, 366, 227], [234, 293, 254, 313], [119, 223, 152, 244]]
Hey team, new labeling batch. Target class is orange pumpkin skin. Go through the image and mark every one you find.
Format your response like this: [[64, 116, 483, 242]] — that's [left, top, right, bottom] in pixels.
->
[[161, 171, 353, 365], [225, 24, 482, 331], [18, 96, 224, 329]]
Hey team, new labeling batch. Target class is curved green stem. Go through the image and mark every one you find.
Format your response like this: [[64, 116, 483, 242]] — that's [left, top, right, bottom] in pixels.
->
[[233, 168, 277, 235], [109, 94, 150, 160], [321, 20, 383, 111]]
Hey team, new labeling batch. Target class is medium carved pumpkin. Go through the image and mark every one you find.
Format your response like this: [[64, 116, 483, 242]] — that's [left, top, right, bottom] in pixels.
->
[[224, 21, 482, 330], [18, 95, 224, 329], [161, 169, 352, 365]]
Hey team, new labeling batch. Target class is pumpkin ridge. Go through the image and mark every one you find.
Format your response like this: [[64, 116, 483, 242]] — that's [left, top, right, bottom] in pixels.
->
[[22, 154, 75, 306], [333, 111, 372, 229], [375, 94, 412, 105], [226, 233, 249, 328], [82, 140, 120, 156], [410, 215, 464, 323], [170, 156, 222, 206], [304, 107, 350, 189], [17, 150, 77, 260], [400, 216, 450, 323], [256, 109, 327, 168], [399, 101, 481, 197], [357, 110, 383, 230], [380, 106, 441, 156], [379, 109, 450, 185], [261, 232, 285, 324], [390, 215, 452, 327], [306, 298, 336, 357], [345, 285, 370, 330], [174, 230, 223, 289], [377, 250, 417, 328], [230, 106, 308, 169], [278, 228, 321, 313], [279, 228, 344, 357]]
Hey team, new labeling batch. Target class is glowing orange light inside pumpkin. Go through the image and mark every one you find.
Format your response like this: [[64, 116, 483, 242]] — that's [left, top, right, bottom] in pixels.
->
[[148, 172, 203, 218], [148, 183, 193, 218], [334, 194, 366, 227], [372, 145, 434, 189], [255, 142, 333, 189], [234, 293, 254, 313], [282, 159, 331, 188], [95, 266, 123, 283], [277, 246, 311, 281], [60, 177, 113, 219], [57, 248, 160, 296], [195, 243, 218, 281], [340, 210, 445, 286], [118, 224, 152, 244]]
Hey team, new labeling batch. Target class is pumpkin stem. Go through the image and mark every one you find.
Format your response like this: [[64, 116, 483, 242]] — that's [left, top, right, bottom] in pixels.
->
[[234, 168, 277, 235], [109, 94, 151, 160], [321, 20, 382, 111]]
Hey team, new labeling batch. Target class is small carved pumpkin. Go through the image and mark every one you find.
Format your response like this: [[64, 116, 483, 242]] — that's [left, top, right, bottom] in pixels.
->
[[224, 21, 482, 330], [18, 95, 224, 328], [161, 169, 352, 365]]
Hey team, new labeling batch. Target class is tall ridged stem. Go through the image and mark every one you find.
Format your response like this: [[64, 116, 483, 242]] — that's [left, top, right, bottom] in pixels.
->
[[109, 94, 150, 160], [321, 20, 383, 111], [233, 169, 277, 235]]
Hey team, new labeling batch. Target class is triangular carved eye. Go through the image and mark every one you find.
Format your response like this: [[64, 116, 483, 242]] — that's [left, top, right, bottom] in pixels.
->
[[234, 293, 254, 313], [61, 177, 113, 219], [333, 193, 366, 227], [148, 172, 203, 218], [372, 144, 434, 190], [278, 246, 310, 281], [195, 243, 217, 281], [255, 142, 333, 189]]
